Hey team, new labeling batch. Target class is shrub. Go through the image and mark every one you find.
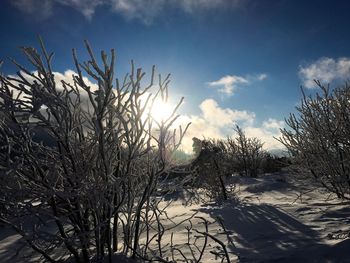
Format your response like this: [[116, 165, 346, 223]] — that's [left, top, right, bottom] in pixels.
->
[[191, 137, 231, 201], [227, 126, 267, 177], [278, 81, 350, 199], [260, 153, 290, 174], [0, 39, 190, 262], [189, 126, 268, 201]]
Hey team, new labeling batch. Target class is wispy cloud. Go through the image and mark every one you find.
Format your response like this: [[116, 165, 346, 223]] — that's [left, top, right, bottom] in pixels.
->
[[178, 0, 241, 13], [56, 0, 104, 20], [208, 75, 249, 96], [12, 0, 54, 19], [208, 73, 267, 96], [257, 73, 268, 81], [299, 57, 350, 88], [110, 0, 166, 24], [12, 0, 245, 23]]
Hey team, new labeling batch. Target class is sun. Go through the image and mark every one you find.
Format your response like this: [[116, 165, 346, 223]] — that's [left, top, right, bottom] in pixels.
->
[[150, 98, 174, 123]]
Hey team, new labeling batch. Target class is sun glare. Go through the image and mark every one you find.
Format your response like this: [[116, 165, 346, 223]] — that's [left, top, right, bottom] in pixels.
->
[[150, 99, 174, 123]]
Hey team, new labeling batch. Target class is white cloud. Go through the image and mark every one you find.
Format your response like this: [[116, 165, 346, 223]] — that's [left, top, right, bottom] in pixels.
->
[[12, 0, 244, 23], [299, 57, 350, 88], [174, 98, 255, 153], [208, 75, 249, 96], [262, 118, 284, 130], [199, 99, 255, 127], [6, 70, 99, 113], [10, 69, 98, 92], [257, 73, 268, 81], [245, 118, 284, 150], [174, 99, 284, 153], [208, 72, 267, 96], [53, 69, 98, 91]]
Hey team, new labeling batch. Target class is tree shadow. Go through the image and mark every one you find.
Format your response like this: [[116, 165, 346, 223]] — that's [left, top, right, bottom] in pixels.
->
[[199, 201, 349, 262], [318, 206, 350, 224], [0, 226, 29, 263]]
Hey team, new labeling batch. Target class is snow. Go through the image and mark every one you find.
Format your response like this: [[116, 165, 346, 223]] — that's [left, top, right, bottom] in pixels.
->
[[1, 172, 349, 262]]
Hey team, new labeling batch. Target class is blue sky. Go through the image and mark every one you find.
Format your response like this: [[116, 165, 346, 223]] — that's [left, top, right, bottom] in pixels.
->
[[1, 0, 350, 152]]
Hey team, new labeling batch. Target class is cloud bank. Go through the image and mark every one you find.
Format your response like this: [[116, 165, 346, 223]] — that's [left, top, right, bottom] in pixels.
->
[[175, 99, 284, 153], [7, 69, 283, 154], [299, 57, 350, 88]]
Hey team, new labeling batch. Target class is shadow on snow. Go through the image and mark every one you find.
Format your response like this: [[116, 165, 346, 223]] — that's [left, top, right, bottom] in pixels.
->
[[199, 201, 350, 263]]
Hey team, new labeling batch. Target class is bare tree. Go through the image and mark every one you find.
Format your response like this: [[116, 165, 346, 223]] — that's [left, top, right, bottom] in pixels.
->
[[0, 39, 192, 262], [278, 81, 350, 200]]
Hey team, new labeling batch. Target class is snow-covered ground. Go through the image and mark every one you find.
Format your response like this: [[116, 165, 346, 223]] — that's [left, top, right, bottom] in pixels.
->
[[1, 172, 349, 262], [211, 173, 350, 262]]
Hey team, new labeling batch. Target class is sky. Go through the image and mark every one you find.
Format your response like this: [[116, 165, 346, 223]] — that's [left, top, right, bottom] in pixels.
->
[[1, 0, 350, 153]]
